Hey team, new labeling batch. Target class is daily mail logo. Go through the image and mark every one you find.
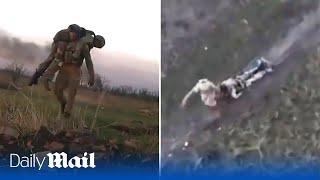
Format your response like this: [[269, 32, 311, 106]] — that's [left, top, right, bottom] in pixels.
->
[[9, 152, 96, 170]]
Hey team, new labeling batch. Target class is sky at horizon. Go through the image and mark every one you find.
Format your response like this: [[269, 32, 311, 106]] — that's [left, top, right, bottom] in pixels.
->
[[0, 0, 160, 62]]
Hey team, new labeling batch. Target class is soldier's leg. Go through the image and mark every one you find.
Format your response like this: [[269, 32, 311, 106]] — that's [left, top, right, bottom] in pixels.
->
[[42, 59, 62, 91], [54, 73, 68, 113], [64, 79, 80, 118]]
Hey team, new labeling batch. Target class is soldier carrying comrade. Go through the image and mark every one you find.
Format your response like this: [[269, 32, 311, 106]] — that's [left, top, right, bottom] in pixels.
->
[[28, 24, 106, 118]]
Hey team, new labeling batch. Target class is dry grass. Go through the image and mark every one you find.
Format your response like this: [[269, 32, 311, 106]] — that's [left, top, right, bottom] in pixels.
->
[[0, 78, 159, 154]]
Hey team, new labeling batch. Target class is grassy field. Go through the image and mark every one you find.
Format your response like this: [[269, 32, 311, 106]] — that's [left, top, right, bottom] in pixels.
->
[[0, 71, 159, 155], [182, 53, 320, 172], [162, 0, 319, 118], [161, 0, 320, 172]]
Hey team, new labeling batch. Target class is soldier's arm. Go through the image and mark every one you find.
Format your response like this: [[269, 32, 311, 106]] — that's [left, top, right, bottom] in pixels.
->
[[47, 30, 69, 63], [180, 83, 199, 108], [83, 45, 95, 86], [54, 42, 67, 60], [230, 88, 242, 99]]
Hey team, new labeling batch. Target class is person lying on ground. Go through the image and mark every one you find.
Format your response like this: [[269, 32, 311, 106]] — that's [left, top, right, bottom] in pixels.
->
[[180, 79, 220, 108]]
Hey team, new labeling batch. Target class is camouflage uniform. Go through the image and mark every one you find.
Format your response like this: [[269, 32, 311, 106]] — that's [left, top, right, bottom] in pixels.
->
[[37, 29, 71, 73], [41, 31, 96, 91], [29, 24, 82, 87], [54, 41, 95, 117]]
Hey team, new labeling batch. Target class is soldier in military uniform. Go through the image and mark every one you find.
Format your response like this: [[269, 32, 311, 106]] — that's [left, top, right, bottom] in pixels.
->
[[54, 35, 105, 118], [28, 24, 94, 87], [41, 30, 96, 91]]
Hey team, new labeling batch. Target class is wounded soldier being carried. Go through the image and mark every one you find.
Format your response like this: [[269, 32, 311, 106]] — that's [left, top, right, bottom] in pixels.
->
[[181, 57, 273, 108]]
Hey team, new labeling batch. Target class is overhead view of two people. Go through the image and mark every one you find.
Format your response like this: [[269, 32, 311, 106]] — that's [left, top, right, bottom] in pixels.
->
[[180, 57, 273, 109], [28, 24, 105, 118]]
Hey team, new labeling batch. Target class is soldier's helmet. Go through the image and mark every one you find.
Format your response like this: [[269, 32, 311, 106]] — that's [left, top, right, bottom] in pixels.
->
[[93, 35, 105, 48], [68, 24, 81, 34]]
